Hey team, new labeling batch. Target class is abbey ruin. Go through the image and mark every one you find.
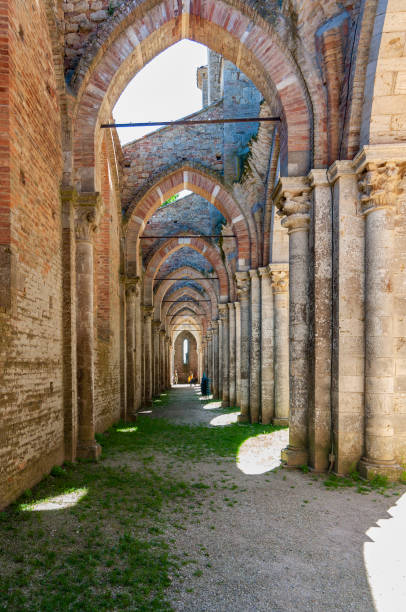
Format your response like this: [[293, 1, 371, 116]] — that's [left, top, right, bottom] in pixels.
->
[[1, 0, 406, 511]]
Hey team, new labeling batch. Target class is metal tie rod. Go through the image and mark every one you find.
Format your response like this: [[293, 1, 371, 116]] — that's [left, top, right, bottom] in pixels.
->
[[163, 300, 211, 303], [140, 235, 235, 239], [101, 117, 281, 128], [155, 277, 218, 280]]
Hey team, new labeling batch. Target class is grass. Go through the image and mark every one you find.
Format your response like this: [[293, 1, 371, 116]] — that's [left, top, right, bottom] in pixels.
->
[[100, 416, 285, 461], [0, 402, 284, 611], [323, 471, 398, 495]]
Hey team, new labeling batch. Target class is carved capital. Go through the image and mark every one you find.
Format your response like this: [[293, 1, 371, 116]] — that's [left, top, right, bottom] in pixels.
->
[[152, 320, 161, 330], [160, 329, 166, 337], [125, 276, 140, 299], [271, 270, 289, 293], [358, 161, 404, 215], [143, 305, 154, 320], [258, 266, 271, 280], [273, 177, 311, 234], [235, 271, 250, 301], [74, 192, 103, 242], [218, 303, 228, 320]]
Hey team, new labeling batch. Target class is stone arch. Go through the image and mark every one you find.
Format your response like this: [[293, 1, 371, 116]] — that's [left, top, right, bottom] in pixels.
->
[[170, 314, 204, 336], [70, 0, 317, 193], [143, 237, 230, 305], [154, 267, 219, 320], [167, 303, 207, 328], [162, 287, 211, 322], [173, 330, 199, 383], [360, 0, 406, 147], [125, 165, 256, 273]]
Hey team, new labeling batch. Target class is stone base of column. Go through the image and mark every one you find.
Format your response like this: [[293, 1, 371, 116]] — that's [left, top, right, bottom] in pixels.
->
[[222, 400, 230, 408], [77, 441, 102, 460], [358, 458, 401, 481], [281, 445, 308, 467], [237, 413, 249, 423], [273, 417, 289, 427], [127, 412, 138, 422]]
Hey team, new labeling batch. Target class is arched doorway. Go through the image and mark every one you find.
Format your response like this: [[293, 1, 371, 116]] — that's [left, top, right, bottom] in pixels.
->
[[174, 331, 198, 384]]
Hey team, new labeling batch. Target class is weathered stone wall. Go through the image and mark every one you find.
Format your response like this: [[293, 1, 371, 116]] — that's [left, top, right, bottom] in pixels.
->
[[0, 0, 64, 507]]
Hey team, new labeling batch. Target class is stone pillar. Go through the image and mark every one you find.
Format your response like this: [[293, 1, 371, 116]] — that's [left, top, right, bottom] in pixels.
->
[[270, 265, 289, 426], [235, 302, 241, 408], [202, 338, 208, 376], [259, 267, 274, 424], [60, 187, 78, 462], [134, 287, 142, 412], [218, 318, 223, 398], [207, 329, 213, 385], [119, 274, 127, 421], [274, 178, 311, 466], [308, 169, 333, 471], [228, 303, 236, 407], [143, 306, 153, 404], [75, 193, 103, 460], [160, 329, 166, 391], [328, 161, 365, 474], [126, 278, 139, 421], [152, 320, 160, 397], [212, 320, 219, 397], [356, 155, 403, 479], [219, 304, 230, 407], [249, 270, 261, 423], [236, 272, 251, 422]]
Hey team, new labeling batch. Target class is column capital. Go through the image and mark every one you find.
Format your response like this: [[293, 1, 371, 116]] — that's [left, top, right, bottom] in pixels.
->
[[273, 177, 311, 234], [235, 271, 250, 301], [125, 276, 140, 298], [143, 305, 154, 320], [218, 303, 229, 320], [60, 186, 78, 206], [75, 192, 103, 242], [212, 319, 219, 330], [249, 268, 259, 280], [327, 160, 356, 184], [159, 328, 166, 337], [358, 161, 405, 215], [152, 320, 161, 330], [258, 266, 271, 279], [308, 169, 329, 188], [270, 266, 289, 293]]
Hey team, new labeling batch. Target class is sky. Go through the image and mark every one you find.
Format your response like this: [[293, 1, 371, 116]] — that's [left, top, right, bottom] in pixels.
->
[[113, 40, 208, 146]]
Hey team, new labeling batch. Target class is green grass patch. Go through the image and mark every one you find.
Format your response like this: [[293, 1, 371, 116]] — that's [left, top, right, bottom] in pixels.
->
[[103, 416, 285, 461], [323, 471, 400, 495]]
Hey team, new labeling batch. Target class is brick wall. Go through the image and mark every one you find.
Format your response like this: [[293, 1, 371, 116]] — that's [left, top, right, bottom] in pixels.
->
[[0, 0, 64, 508]]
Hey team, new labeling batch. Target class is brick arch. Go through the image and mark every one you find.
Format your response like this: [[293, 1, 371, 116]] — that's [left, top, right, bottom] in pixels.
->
[[126, 166, 255, 273], [167, 302, 207, 326], [163, 287, 211, 322], [170, 314, 205, 336], [144, 236, 230, 306], [71, 0, 315, 193], [154, 266, 219, 320]]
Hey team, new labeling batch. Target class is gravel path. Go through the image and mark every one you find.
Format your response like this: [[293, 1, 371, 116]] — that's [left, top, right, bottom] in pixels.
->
[[139, 386, 406, 612]]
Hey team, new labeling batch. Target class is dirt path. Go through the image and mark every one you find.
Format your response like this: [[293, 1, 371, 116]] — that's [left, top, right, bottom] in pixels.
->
[[138, 385, 406, 612]]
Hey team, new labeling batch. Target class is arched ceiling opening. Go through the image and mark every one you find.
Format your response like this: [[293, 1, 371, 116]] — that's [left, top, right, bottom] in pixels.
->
[[143, 236, 231, 305], [125, 165, 255, 273], [71, 0, 321, 193]]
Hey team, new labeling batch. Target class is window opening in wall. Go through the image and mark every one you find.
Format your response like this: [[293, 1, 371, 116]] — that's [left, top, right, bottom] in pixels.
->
[[183, 339, 189, 365], [113, 40, 207, 145]]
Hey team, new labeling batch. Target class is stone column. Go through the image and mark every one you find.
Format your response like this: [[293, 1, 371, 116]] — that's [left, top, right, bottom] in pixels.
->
[[308, 169, 333, 471], [356, 155, 403, 479], [202, 338, 207, 376], [236, 272, 251, 422], [143, 306, 153, 404], [152, 321, 160, 397], [259, 267, 274, 424], [160, 329, 166, 391], [219, 304, 230, 407], [207, 329, 213, 385], [60, 187, 78, 462], [228, 303, 236, 406], [249, 270, 261, 423], [235, 302, 241, 408], [75, 193, 103, 459], [218, 318, 223, 398], [119, 274, 127, 421], [270, 265, 289, 426], [134, 287, 142, 412], [212, 320, 219, 397], [126, 278, 139, 421], [274, 178, 311, 466]]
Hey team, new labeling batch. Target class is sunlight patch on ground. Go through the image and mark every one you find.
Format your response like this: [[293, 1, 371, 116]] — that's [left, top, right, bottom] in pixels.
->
[[116, 426, 138, 433], [138, 410, 152, 414], [20, 488, 88, 512], [363, 491, 406, 611], [203, 400, 223, 410], [209, 412, 240, 426], [237, 429, 289, 475]]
